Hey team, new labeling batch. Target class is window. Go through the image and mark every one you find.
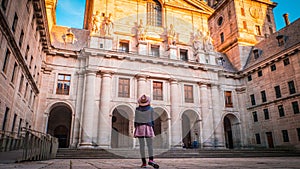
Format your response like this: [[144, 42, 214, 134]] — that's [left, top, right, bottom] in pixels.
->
[[292, 101, 299, 114], [225, 91, 233, 107], [180, 49, 188, 61], [2, 49, 10, 73], [153, 81, 163, 100], [24, 83, 28, 99], [29, 56, 33, 69], [241, 8, 245, 16], [11, 114, 17, 132], [220, 32, 224, 43], [217, 16, 223, 26], [253, 49, 260, 59], [119, 41, 129, 52], [261, 91, 267, 103], [12, 13, 18, 33], [297, 128, 300, 141], [19, 30, 24, 47], [18, 75, 24, 93], [184, 85, 193, 103], [56, 74, 71, 95], [2, 107, 10, 130], [288, 81, 296, 94], [118, 78, 130, 98], [243, 21, 247, 29], [1, 0, 8, 11], [263, 108, 269, 120], [25, 45, 29, 62], [257, 70, 262, 77], [147, 0, 162, 27], [17, 118, 22, 136], [269, 27, 273, 34], [255, 25, 261, 35], [274, 86, 281, 98], [282, 130, 289, 142], [247, 75, 252, 81], [278, 105, 285, 117], [267, 14, 271, 22], [252, 111, 258, 122], [283, 58, 290, 66], [276, 35, 285, 46], [255, 133, 261, 144], [150, 45, 159, 57], [11, 62, 18, 83], [270, 64, 276, 71], [250, 94, 256, 105]]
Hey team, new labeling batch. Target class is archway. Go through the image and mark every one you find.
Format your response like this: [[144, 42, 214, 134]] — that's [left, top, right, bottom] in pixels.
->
[[47, 104, 72, 148], [111, 105, 133, 148], [223, 114, 241, 149], [181, 110, 200, 148], [152, 107, 169, 149]]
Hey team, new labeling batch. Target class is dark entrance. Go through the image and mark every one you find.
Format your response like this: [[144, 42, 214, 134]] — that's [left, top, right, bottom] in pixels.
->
[[224, 116, 233, 149], [47, 104, 72, 148], [266, 132, 274, 148]]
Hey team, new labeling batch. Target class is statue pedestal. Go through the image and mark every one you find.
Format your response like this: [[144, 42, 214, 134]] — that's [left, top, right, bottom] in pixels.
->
[[197, 50, 205, 63], [89, 36, 113, 50], [169, 46, 177, 60], [138, 41, 147, 55]]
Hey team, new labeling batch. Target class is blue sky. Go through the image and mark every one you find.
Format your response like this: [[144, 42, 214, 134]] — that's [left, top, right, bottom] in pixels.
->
[[56, 0, 299, 31]]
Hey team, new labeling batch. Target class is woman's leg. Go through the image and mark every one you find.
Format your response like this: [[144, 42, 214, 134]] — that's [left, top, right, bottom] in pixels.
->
[[145, 137, 153, 160], [138, 137, 146, 164]]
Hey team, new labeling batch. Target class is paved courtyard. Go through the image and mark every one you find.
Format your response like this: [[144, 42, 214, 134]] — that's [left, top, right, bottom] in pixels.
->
[[0, 157, 299, 169]]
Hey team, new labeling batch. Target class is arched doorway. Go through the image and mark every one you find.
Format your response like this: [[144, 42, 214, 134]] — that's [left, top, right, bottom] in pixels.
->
[[223, 114, 241, 149], [47, 104, 72, 148], [182, 110, 200, 148], [152, 107, 169, 149], [111, 105, 133, 148]]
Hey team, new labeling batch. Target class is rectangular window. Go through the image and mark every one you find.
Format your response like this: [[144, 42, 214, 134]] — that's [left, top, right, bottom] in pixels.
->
[[118, 78, 130, 98], [56, 74, 71, 95], [250, 94, 256, 106], [2, 49, 10, 73], [220, 32, 224, 43], [270, 64, 276, 71], [225, 91, 233, 107], [243, 21, 247, 29], [282, 130, 289, 142], [180, 49, 188, 61], [25, 45, 29, 62], [255, 25, 261, 35], [184, 85, 194, 103], [12, 13, 18, 33], [247, 75, 252, 81], [252, 111, 258, 122], [292, 101, 299, 114], [29, 56, 33, 69], [119, 41, 129, 52], [146, 1, 162, 27], [241, 8, 245, 16], [261, 90, 267, 103], [263, 108, 269, 120], [1, 0, 8, 11], [274, 86, 281, 98], [19, 30, 24, 47], [11, 114, 17, 132], [255, 133, 261, 144], [153, 81, 163, 100], [267, 14, 271, 22], [288, 81, 296, 94], [278, 105, 285, 117], [17, 118, 22, 136], [2, 107, 10, 130], [18, 74, 24, 93], [24, 83, 28, 99], [283, 58, 290, 66], [150, 45, 159, 57], [253, 50, 260, 59], [11, 62, 18, 83], [297, 128, 300, 141], [257, 70, 262, 77]]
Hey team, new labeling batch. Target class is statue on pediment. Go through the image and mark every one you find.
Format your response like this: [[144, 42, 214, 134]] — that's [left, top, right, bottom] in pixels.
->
[[103, 13, 114, 36], [167, 24, 176, 47], [203, 31, 214, 52], [92, 11, 101, 34], [137, 19, 146, 41]]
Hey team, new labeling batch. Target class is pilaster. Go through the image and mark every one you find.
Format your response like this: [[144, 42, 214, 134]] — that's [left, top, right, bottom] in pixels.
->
[[170, 79, 182, 148]]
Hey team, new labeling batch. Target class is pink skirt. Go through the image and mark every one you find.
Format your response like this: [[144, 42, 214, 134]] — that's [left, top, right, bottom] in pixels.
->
[[134, 124, 155, 138]]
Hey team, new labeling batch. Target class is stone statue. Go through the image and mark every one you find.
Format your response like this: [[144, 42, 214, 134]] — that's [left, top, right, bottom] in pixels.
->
[[167, 24, 176, 46], [137, 19, 146, 41], [92, 11, 101, 34], [192, 29, 205, 62], [103, 13, 114, 36], [203, 31, 214, 52]]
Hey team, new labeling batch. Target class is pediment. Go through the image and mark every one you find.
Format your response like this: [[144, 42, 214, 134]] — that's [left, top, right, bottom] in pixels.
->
[[165, 0, 214, 14]]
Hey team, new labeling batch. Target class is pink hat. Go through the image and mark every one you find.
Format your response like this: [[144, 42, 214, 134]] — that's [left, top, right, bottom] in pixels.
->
[[138, 94, 150, 106]]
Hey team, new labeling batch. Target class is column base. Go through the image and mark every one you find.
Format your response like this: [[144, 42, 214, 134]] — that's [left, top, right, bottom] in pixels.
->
[[78, 142, 94, 149]]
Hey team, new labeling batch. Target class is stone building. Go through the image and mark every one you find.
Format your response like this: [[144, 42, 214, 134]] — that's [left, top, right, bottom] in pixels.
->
[[0, 0, 299, 150]]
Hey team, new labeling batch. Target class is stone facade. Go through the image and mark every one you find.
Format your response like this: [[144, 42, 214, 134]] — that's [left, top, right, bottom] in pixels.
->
[[0, 0, 299, 150]]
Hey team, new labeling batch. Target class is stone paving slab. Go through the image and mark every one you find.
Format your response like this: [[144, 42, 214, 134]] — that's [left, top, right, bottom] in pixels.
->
[[0, 157, 300, 169]]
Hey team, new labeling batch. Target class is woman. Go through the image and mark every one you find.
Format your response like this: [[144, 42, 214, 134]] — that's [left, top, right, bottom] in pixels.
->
[[134, 95, 159, 168]]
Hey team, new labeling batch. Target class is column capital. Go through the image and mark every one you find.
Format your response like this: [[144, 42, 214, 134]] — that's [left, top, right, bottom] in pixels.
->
[[100, 70, 114, 77], [235, 87, 246, 93], [135, 74, 149, 80], [169, 78, 179, 84], [198, 81, 210, 87]]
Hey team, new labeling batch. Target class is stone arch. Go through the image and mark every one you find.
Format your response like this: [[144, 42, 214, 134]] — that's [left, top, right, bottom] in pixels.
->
[[152, 107, 170, 149], [223, 113, 241, 149], [111, 104, 134, 148], [47, 102, 73, 148], [181, 109, 200, 148]]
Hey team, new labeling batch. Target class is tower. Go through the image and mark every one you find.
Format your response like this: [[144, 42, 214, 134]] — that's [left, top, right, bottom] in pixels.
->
[[208, 0, 277, 70]]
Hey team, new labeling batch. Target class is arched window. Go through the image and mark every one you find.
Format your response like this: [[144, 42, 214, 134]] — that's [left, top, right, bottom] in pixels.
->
[[147, 0, 162, 27]]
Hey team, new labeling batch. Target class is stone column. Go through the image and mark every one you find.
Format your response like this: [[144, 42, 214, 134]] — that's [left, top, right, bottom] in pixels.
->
[[80, 70, 96, 147], [236, 87, 248, 147], [170, 79, 182, 148], [137, 74, 147, 97], [71, 71, 84, 148], [200, 83, 213, 148], [211, 84, 225, 148], [98, 71, 113, 148]]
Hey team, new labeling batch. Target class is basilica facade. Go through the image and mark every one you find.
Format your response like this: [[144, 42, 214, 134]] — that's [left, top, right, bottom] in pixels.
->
[[1, 0, 299, 150]]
